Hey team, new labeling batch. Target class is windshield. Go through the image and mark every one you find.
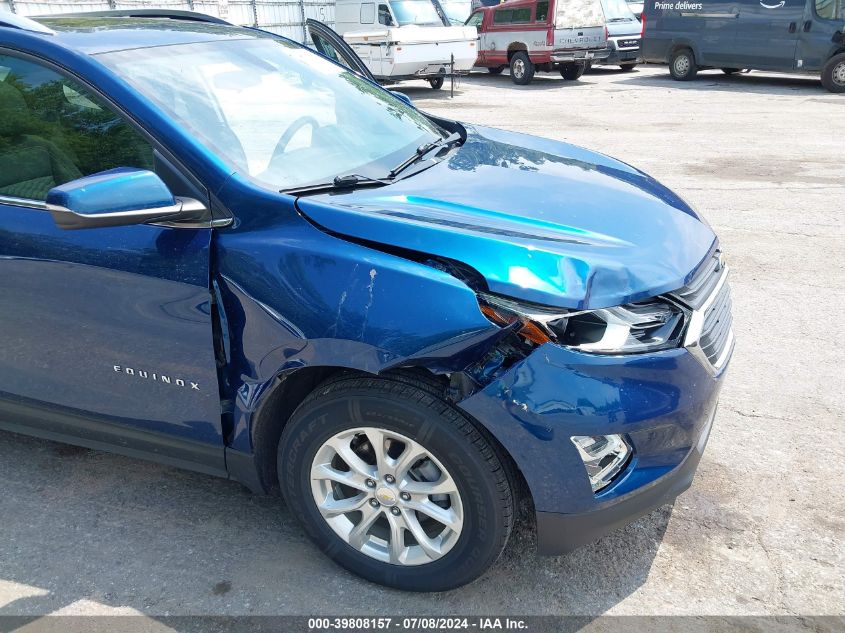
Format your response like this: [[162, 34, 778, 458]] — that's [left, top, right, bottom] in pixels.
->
[[98, 37, 442, 190], [390, 0, 445, 25], [603, 0, 636, 20], [440, 0, 473, 23]]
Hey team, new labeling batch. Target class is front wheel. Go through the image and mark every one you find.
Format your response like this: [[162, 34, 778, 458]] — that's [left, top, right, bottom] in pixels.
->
[[821, 53, 845, 93], [669, 48, 697, 81], [509, 51, 535, 85], [560, 63, 586, 80], [278, 375, 515, 592], [429, 77, 445, 90]]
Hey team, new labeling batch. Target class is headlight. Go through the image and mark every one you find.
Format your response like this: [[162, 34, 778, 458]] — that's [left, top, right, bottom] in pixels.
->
[[478, 292, 686, 354]]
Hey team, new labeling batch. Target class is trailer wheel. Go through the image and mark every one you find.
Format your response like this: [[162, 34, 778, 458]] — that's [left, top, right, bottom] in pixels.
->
[[821, 53, 845, 93], [669, 48, 697, 81], [429, 77, 445, 90], [509, 52, 534, 85], [488, 66, 505, 75]]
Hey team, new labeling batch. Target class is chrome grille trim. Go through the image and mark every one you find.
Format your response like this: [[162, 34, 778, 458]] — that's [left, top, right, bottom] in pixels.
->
[[671, 260, 734, 373], [673, 250, 723, 310]]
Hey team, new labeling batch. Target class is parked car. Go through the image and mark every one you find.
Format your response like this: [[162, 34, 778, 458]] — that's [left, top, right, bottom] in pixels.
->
[[641, 0, 845, 92], [332, 0, 478, 87], [592, 0, 642, 69], [0, 9, 733, 592], [466, 0, 610, 83]]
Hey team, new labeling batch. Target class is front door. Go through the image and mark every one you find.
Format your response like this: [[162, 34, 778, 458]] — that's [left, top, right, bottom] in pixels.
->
[[0, 52, 224, 473], [306, 18, 380, 81], [797, 0, 845, 70], [732, 0, 803, 68]]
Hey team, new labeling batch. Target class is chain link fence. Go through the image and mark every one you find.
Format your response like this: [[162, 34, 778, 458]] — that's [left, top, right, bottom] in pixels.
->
[[1, 0, 334, 43]]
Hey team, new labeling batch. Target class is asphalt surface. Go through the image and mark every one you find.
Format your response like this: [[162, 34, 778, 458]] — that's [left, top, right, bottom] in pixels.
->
[[1, 65, 843, 619]]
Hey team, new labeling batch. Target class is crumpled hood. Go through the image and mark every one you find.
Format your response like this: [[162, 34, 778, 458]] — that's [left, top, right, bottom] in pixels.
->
[[295, 125, 716, 310]]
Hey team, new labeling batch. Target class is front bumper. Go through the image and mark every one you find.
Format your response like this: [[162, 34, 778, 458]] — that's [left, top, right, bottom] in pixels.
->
[[536, 404, 715, 553], [459, 340, 731, 555], [602, 48, 642, 65]]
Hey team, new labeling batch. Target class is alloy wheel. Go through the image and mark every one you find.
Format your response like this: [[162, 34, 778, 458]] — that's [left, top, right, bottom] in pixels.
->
[[512, 59, 525, 79], [310, 427, 464, 566]]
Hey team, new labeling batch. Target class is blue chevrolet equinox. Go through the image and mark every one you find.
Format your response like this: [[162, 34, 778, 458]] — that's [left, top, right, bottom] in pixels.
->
[[0, 9, 733, 591]]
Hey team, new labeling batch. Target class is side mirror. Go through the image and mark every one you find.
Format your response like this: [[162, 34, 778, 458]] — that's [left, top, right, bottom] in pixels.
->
[[46, 168, 207, 230], [390, 90, 414, 107]]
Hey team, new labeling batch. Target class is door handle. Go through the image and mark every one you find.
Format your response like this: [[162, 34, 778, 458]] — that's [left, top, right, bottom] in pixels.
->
[[803, 20, 812, 32], [788, 21, 796, 33]]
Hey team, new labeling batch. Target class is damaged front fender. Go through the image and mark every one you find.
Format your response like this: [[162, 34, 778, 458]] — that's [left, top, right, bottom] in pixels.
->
[[212, 180, 509, 453]]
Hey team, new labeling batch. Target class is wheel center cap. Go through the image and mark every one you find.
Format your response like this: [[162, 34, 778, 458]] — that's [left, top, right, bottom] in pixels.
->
[[375, 487, 397, 506]]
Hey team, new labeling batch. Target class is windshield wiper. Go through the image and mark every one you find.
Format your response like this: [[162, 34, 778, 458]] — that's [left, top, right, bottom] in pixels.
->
[[282, 173, 392, 196], [388, 132, 463, 179]]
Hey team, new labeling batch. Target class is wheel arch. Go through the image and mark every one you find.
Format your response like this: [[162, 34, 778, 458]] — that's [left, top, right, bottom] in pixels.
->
[[245, 365, 534, 518], [668, 38, 699, 62], [507, 42, 529, 60], [248, 365, 353, 493]]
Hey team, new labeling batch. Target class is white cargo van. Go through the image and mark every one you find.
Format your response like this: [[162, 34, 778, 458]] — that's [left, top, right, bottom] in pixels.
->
[[332, 0, 479, 88]]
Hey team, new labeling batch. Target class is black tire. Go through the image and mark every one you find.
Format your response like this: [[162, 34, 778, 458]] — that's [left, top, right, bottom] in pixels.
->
[[509, 51, 534, 85], [721, 68, 741, 75], [619, 63, 637, 72], [669, 48, 697, 81], [821, 53, 845, 93], [488, 65, 505, 75], [429, 77, 444, 90], [277, 374, 515, 592], [560, 63, 586, 80]]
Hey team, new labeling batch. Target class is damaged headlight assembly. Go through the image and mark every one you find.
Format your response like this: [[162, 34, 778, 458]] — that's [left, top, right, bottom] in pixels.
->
[[476, 293, 684, 493], [477, 292, 686, 354]]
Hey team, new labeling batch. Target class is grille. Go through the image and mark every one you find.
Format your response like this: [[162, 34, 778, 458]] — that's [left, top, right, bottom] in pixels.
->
[[672, 251, 723, 310], [698, 281, 733, 367], [669, 249, 734, 369]]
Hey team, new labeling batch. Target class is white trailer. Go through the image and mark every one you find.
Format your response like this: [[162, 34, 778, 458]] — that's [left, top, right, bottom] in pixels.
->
[[333, 0, 477, 87]]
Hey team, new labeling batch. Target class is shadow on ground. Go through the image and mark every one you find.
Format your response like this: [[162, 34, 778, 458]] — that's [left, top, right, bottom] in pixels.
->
[[0, 431, 671, 618], [615, 66, 827, 95]]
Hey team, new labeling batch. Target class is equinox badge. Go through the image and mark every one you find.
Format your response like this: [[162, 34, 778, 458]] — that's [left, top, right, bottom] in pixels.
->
[[113, 365, 200, 391]]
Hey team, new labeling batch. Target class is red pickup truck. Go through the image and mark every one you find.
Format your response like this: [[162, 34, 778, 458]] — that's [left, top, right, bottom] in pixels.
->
[[467, 0, 609, 84]]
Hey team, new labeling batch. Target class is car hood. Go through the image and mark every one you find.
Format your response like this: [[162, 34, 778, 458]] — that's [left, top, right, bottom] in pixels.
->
[[295, 125, 716, 310], [607, 20, 641, 37]]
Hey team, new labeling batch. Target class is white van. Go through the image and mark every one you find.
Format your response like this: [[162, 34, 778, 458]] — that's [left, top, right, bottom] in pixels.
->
[[333, 0, 479, 88]]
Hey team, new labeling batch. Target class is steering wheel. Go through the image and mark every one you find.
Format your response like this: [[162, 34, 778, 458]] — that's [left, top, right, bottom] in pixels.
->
[[272, 116, 320, 158]]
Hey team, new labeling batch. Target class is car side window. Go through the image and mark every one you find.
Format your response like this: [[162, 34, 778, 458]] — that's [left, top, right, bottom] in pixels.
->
[[378, 4, 396, 25], [536, 1, 549, 21], [466, 11, 484, 26], [814, 0, 843, 19], [0, 54, 154, 202], [493, 8, 513, 23], [512, 8, 531, 22]]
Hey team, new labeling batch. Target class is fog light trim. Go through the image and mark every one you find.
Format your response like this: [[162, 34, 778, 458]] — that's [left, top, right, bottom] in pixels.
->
[[570, 434, 631, 493]]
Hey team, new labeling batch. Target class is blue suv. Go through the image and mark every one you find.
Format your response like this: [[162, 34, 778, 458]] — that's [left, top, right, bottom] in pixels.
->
[[0, 10, 733, 591]]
